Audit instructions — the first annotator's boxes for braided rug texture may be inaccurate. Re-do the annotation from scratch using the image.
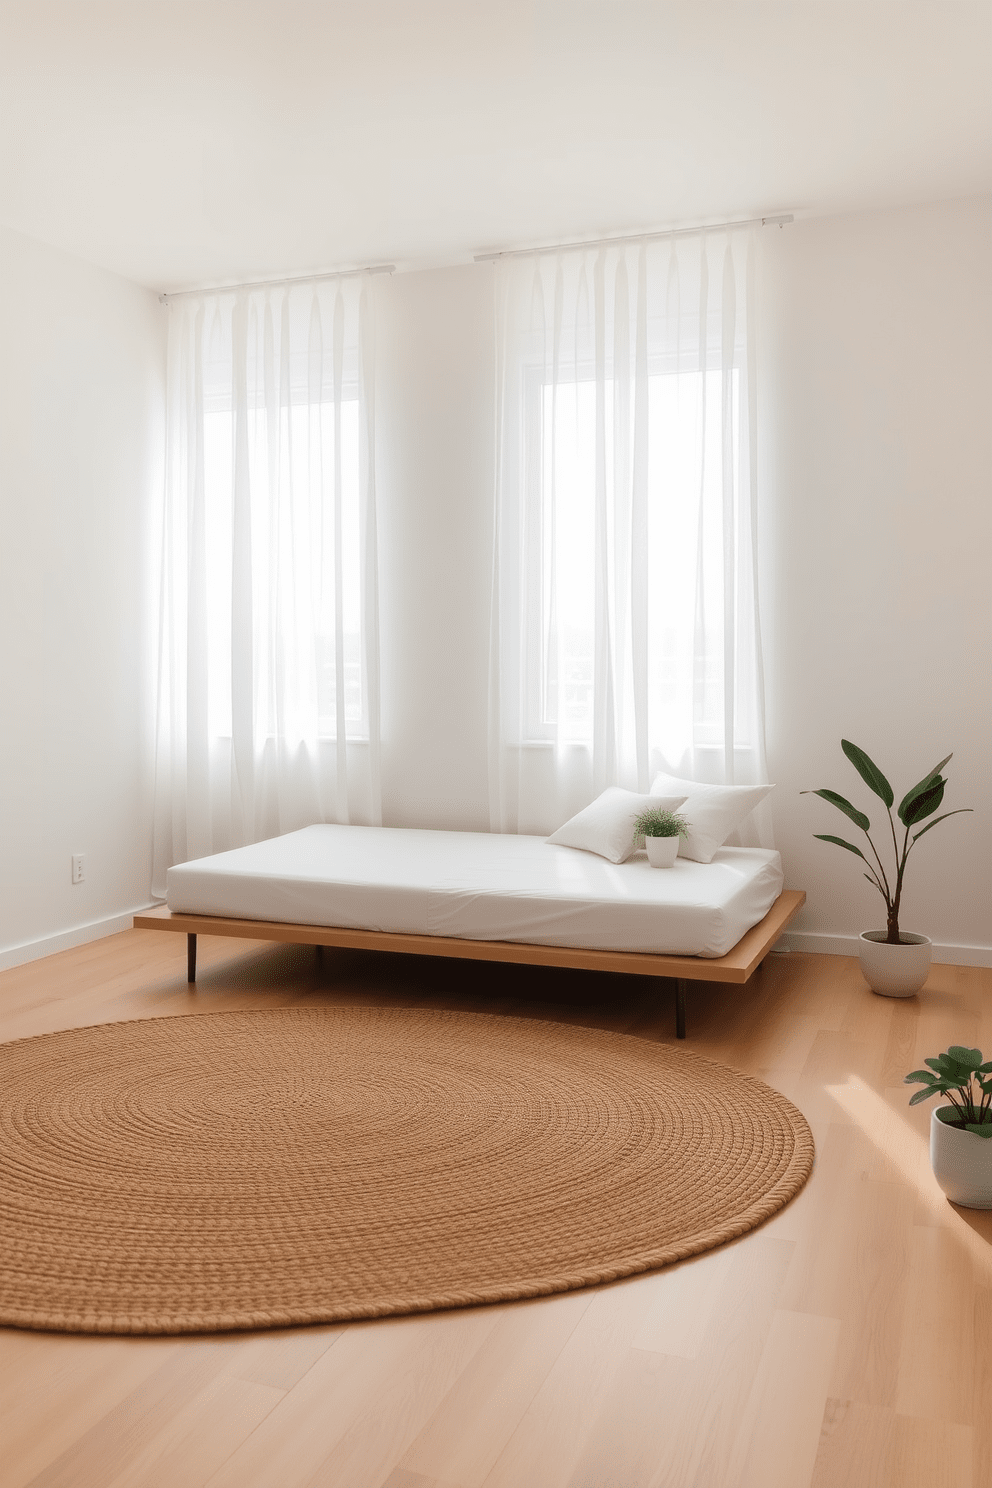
[0,1006,813,1335]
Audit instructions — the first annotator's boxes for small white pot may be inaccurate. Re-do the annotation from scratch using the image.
[645,835,680,868]
[930,1106,992,1209]
[858,930,932,997]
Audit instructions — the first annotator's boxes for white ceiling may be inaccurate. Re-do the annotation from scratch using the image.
[1,1,990,292]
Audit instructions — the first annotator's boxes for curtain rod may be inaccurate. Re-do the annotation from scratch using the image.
[159,262,396,304]
[156,212,794,299]
[473,214,794,263]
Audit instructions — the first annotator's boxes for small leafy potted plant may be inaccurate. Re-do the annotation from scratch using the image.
[906,1046,992,1208]
[803,741,972,996]
[632,807,690,868]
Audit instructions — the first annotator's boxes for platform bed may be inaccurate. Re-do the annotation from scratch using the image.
[133,889,805,1040]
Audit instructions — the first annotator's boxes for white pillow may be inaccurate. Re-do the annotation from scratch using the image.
[548,787,687,864]
[649,772,774,864]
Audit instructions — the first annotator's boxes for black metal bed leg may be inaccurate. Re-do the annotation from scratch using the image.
[675,978,687,1039]
[187,933,197,984]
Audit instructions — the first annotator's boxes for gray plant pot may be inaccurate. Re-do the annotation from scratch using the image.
[645,835,679,868]
[930,1106,992,1208]
[858,930,932,997]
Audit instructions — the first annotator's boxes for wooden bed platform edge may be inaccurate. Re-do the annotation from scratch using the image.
[133,889,806,1040]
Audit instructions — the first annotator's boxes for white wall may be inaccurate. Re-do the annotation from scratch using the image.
[0,225,166,967]
[3,195,986,968]
[376,264,495,832]
[373,196,991,960]
[759,196,991,958]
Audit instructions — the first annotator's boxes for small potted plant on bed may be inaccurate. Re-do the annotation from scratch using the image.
[803,741,972,997]
[632,807,690,868]
[906,1046,992,1208]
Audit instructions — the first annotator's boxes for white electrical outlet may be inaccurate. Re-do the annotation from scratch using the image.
[71,854,85,885]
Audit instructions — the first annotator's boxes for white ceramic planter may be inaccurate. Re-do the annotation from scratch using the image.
[858,930,932,997]
[645,835,680,868]
[930,1106,992,1208]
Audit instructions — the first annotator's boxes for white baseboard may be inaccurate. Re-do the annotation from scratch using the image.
[0,904,158,974]
[777,929,992,969]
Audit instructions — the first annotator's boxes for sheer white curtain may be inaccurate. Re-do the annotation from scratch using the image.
[489,230,768,836]
[152,276,381,896]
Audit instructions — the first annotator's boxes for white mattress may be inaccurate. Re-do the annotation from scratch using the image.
[166,825,784,959]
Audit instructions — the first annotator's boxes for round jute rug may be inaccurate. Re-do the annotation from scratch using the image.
[0,1006,813,1335]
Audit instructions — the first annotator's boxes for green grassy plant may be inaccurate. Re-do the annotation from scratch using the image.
[632,807,690,843]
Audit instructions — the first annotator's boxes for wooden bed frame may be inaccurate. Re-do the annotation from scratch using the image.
[133,889,804,1039]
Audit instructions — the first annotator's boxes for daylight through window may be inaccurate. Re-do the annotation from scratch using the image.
[534,367,740,756]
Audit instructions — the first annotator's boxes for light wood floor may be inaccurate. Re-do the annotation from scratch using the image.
[1,930,990,1488]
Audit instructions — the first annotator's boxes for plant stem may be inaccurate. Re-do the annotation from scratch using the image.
[862,830,892,907]
[885,819,912,943]
[886,804,901,882]
[966,1077,979,1124]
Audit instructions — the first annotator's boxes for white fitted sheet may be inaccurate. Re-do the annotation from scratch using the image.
[166,825,784,959]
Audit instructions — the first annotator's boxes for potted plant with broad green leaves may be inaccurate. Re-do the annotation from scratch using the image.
[803,741,972,997]
[632,807,690,868]
[906,1046,992,1208]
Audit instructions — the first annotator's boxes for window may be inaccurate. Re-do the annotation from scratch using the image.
[202,393,364,742]
[529,366,741,753]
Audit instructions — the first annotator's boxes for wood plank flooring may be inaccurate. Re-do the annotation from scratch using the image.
[1,929,989,1488]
